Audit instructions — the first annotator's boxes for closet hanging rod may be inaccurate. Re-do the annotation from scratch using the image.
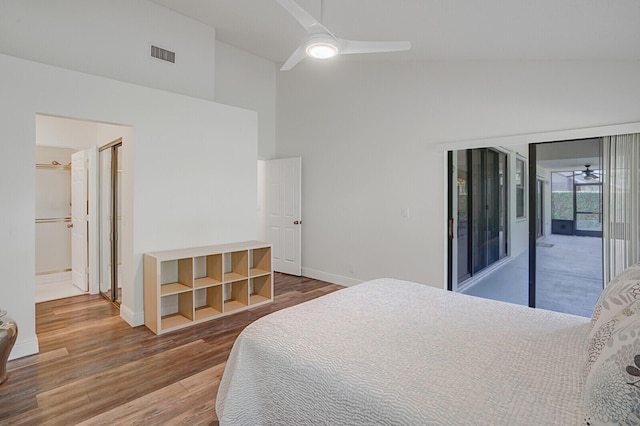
[36,217,72,224]
[36,161,71,170]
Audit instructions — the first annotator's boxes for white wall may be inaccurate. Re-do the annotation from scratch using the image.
[276,59,640,288]
[37,117,101,150]
[215,41,277,160]
[0,0,215,100]
[0,53,257,359]
[213,41,277,243]
[36,115,134,150]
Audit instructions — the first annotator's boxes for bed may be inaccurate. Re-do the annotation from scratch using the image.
[216,276,640,425]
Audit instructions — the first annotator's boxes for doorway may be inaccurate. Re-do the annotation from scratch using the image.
[99,139,123,305]
[261,158,302,276]
[531,139,603,316]
[35,146,87,302]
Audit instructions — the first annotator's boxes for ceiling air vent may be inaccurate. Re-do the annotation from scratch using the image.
[150,45,175,63]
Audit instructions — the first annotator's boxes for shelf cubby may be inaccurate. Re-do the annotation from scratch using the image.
[223,250,248,282]
[250,247,272,277]
[250,274,272,305]
[160,258,193,295]
[194,254,223,288]
[194,285,223,321]
[145,241,272,335]
[160,291,193,330]
[224,280,249,313]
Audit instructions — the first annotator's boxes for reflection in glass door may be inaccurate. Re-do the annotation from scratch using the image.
[536,179,544,239]
[99,139,122,305]
[455,148,508,289]
[456,151,470,282]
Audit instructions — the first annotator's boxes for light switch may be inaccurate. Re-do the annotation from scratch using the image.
[401,207,410,218]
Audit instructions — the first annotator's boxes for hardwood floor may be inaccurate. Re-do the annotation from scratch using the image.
[1,273,343,425]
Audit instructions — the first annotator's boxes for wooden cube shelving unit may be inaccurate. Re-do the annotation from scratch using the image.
[250,274,272,305]
[144,241,273,335]
[223,280,249,313]
[194,285,223,321]
[194,254,222,288]
[223,251,248,282]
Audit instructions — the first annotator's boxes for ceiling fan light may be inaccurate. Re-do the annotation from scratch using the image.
[306,42,338,59]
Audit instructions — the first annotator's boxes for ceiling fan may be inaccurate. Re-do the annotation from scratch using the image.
[582,165,600,180]
[277,0,411,71]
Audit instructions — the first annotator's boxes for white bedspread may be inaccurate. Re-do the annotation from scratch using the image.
[216,278,590,425]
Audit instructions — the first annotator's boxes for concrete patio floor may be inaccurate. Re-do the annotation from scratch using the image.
[461,234,603,317]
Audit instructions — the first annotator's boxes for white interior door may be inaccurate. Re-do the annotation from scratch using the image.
[266,157,302,275]
[71,150,88,291]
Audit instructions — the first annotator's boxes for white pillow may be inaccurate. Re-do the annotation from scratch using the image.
[591,263,640,332]
[586,300,640,375]
[584,313,640,425]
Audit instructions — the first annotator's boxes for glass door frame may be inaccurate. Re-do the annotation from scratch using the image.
[528,144,537,307]
[99,138,122,306]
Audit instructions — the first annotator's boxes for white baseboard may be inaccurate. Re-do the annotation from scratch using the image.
[36,271,71,285]
[301,268,364,287]
[119,304,144,327]
[9,336,39,361]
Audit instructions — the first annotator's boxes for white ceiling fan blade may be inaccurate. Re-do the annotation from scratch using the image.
[338,39,411,55]
[280,45,307,71]
[277,0,332,35]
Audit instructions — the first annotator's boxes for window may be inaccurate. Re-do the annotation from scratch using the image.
[516,157,526,219]
[455,148,508,286]
[551,170,602,237]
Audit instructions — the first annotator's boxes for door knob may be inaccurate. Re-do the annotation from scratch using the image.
[293,220,302,225]
[67,223,73,228]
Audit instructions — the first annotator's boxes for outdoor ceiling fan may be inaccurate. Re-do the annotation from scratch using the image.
[277,0,411,71]
[582,165,600,180]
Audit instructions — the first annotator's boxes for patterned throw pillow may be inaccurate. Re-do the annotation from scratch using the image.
[586,301,640,375]
[584,314,640,425]
[591,263,640,333]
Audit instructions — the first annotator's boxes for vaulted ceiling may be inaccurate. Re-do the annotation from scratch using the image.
[150,0,640,66]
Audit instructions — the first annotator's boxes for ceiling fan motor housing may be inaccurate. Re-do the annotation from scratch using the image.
[304,34,339,59]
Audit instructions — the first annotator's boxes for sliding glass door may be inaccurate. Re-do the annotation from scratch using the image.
[453,148,508,289]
